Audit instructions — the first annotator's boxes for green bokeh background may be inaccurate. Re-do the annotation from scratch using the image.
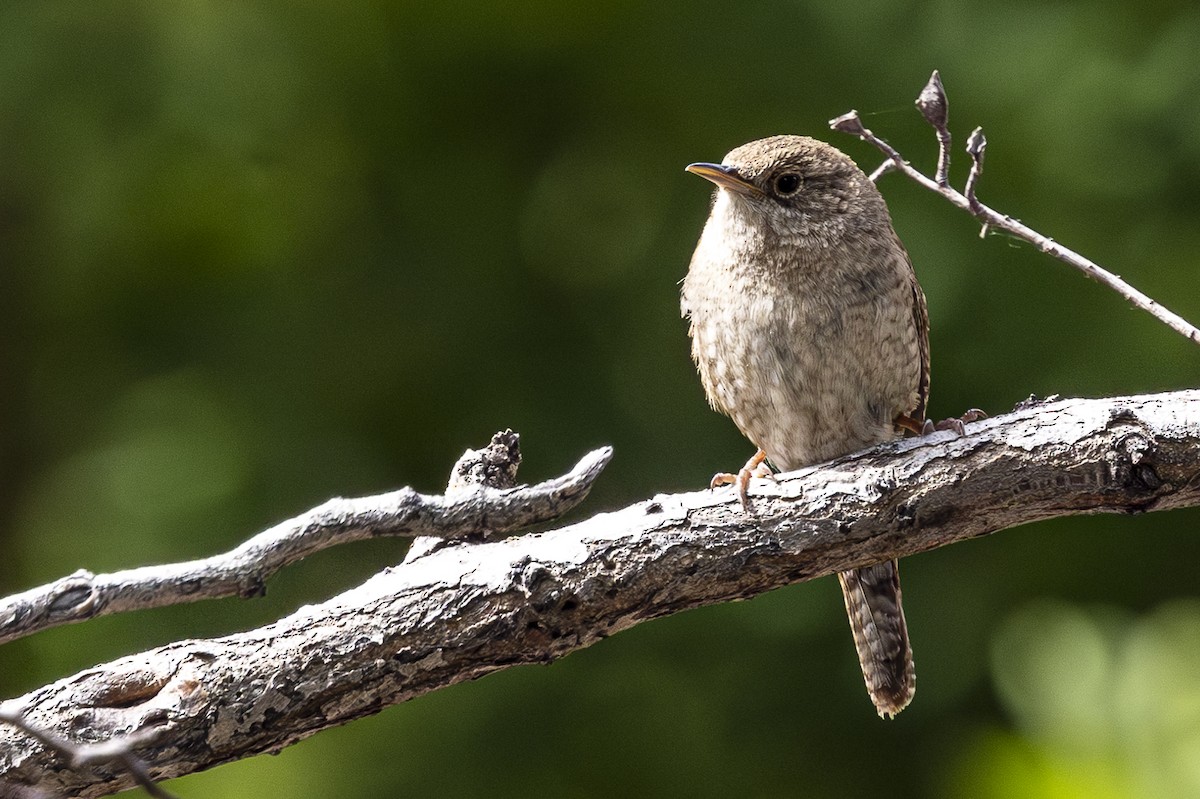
[2,2,1199,797]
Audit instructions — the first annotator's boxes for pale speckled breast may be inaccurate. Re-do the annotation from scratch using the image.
[683,224,922,472]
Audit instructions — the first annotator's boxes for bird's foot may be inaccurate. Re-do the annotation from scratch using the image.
[895,409,987,437]
[923,408,988,436]
[710,448,773,509]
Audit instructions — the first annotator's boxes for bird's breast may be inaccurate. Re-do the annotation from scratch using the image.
[684,239,917,470]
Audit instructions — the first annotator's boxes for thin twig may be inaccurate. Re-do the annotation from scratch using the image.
[868,160,897,183]
[830,72,1200,346]
[964,127,987,214]
[0,709,177,799]
[0,441,613,646]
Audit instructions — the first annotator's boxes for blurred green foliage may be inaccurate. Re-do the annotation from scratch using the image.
[1,1,1198,797]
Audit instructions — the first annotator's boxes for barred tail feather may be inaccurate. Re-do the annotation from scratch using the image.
[838,560,915,718]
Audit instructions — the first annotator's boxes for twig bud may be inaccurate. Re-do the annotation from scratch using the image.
[915,70,948,130]
[966,126,987,163]
[828,111,866,137]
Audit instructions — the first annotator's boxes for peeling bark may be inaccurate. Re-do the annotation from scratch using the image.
[1,390,1198,797]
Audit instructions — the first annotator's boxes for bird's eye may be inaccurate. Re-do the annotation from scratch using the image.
[774,173,802,195]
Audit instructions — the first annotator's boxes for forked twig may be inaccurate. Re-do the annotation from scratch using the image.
[830,70,1200,346]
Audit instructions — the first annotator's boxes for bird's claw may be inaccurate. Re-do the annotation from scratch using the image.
[919,408,988,436]
[710,449,772,509]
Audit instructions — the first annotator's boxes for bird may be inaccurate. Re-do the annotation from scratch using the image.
[682,134,932,718]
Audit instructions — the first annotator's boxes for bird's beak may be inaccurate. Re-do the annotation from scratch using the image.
[685,162,761,196]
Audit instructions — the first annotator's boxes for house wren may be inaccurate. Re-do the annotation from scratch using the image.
[682,135,929,718]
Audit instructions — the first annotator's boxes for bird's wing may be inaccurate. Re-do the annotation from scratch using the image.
[902,241,931,423]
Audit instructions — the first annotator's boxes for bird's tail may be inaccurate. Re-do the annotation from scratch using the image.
[838,560,915,718]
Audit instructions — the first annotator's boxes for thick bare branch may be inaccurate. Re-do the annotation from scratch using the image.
[2,390,1198,797]
[829,72,1200,346]
[0,443,613,647]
